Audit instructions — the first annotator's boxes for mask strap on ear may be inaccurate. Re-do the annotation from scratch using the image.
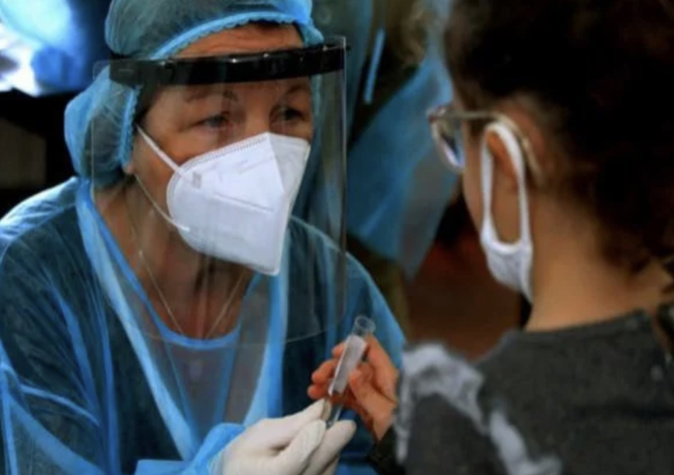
[480,135,496,235]
[136,126,184,176]
[133,174,191,233]
[132,127,191,233]
[484,122,532,246]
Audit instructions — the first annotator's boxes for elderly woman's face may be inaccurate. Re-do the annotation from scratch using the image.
[129,24,311,201]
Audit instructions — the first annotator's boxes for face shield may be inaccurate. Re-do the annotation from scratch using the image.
[79,38,347,459]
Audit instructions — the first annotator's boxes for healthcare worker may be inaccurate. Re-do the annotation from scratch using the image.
[310,0,674,473]
[294,0,457,328]
[0,0,457,332]
[0,0,404,473]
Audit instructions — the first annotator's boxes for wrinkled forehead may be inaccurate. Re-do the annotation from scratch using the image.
[165,77,312,104]
[135,77,315,128]
[177,23,303,57]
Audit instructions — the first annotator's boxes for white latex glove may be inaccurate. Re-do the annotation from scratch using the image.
[214,400,356,475]
[301,402,356,475]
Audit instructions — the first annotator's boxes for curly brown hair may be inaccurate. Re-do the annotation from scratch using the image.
[446,0,674,275]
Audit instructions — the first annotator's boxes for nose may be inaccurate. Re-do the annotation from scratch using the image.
[241,114,271,140]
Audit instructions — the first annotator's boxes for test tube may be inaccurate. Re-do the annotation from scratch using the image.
[326,315,376,426]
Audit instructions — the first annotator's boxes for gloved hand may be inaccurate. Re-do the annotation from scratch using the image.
[213,400,356,475]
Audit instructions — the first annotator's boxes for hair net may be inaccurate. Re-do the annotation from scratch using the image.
[64,0,323,187]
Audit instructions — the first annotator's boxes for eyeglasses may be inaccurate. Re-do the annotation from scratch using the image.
[427,102,540,178]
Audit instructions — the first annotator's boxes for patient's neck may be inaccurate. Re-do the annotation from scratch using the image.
[526,208,671,332]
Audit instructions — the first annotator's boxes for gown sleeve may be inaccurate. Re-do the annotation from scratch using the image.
[0,235,109,474]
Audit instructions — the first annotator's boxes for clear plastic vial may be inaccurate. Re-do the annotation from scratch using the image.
[326,315,376,426]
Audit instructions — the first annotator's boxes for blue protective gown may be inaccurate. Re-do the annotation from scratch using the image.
[0,178,404,474]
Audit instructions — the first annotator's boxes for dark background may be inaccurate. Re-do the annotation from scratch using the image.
[0,91,76,215]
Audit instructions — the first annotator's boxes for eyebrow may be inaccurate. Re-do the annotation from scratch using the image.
[184,81,311,103]
[185,87,239,103]
[283,83,311,98]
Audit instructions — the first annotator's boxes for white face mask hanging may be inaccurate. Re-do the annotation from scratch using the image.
[135,128,311,275]
[479,122,534,301]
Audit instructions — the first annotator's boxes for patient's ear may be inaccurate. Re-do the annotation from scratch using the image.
[482,123,526,243]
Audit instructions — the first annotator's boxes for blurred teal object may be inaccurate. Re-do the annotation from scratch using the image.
[299,0,457,277]
[346,24,457,277]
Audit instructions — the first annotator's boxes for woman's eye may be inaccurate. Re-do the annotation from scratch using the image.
[276,107,305,122]
[198,114,230,129]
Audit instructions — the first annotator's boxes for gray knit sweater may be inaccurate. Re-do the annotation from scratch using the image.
[369,310,674,475]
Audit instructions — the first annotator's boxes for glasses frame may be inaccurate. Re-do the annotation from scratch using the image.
[427,102,542,180]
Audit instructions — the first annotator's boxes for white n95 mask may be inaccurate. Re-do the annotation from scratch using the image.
[136,128,311,275]
[479,122,534,301]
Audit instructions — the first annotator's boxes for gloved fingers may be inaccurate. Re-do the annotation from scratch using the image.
[250,400,326,447]
[321,400,332,421]
[300,420,356,475]
[275,420,327,475]
[309,384,367,417]
[321,458,339,475]
[302,457,339,475]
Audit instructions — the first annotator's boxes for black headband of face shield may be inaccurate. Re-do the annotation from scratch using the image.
[110,39,345,87]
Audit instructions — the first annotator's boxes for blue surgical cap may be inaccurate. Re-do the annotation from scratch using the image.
[64,0,323,186]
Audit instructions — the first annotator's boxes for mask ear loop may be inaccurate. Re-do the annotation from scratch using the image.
[480,123,532,247]
[133,127,191,233]
[136,126,184,175]
[481,122,535,300]
[488,123,532,249]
